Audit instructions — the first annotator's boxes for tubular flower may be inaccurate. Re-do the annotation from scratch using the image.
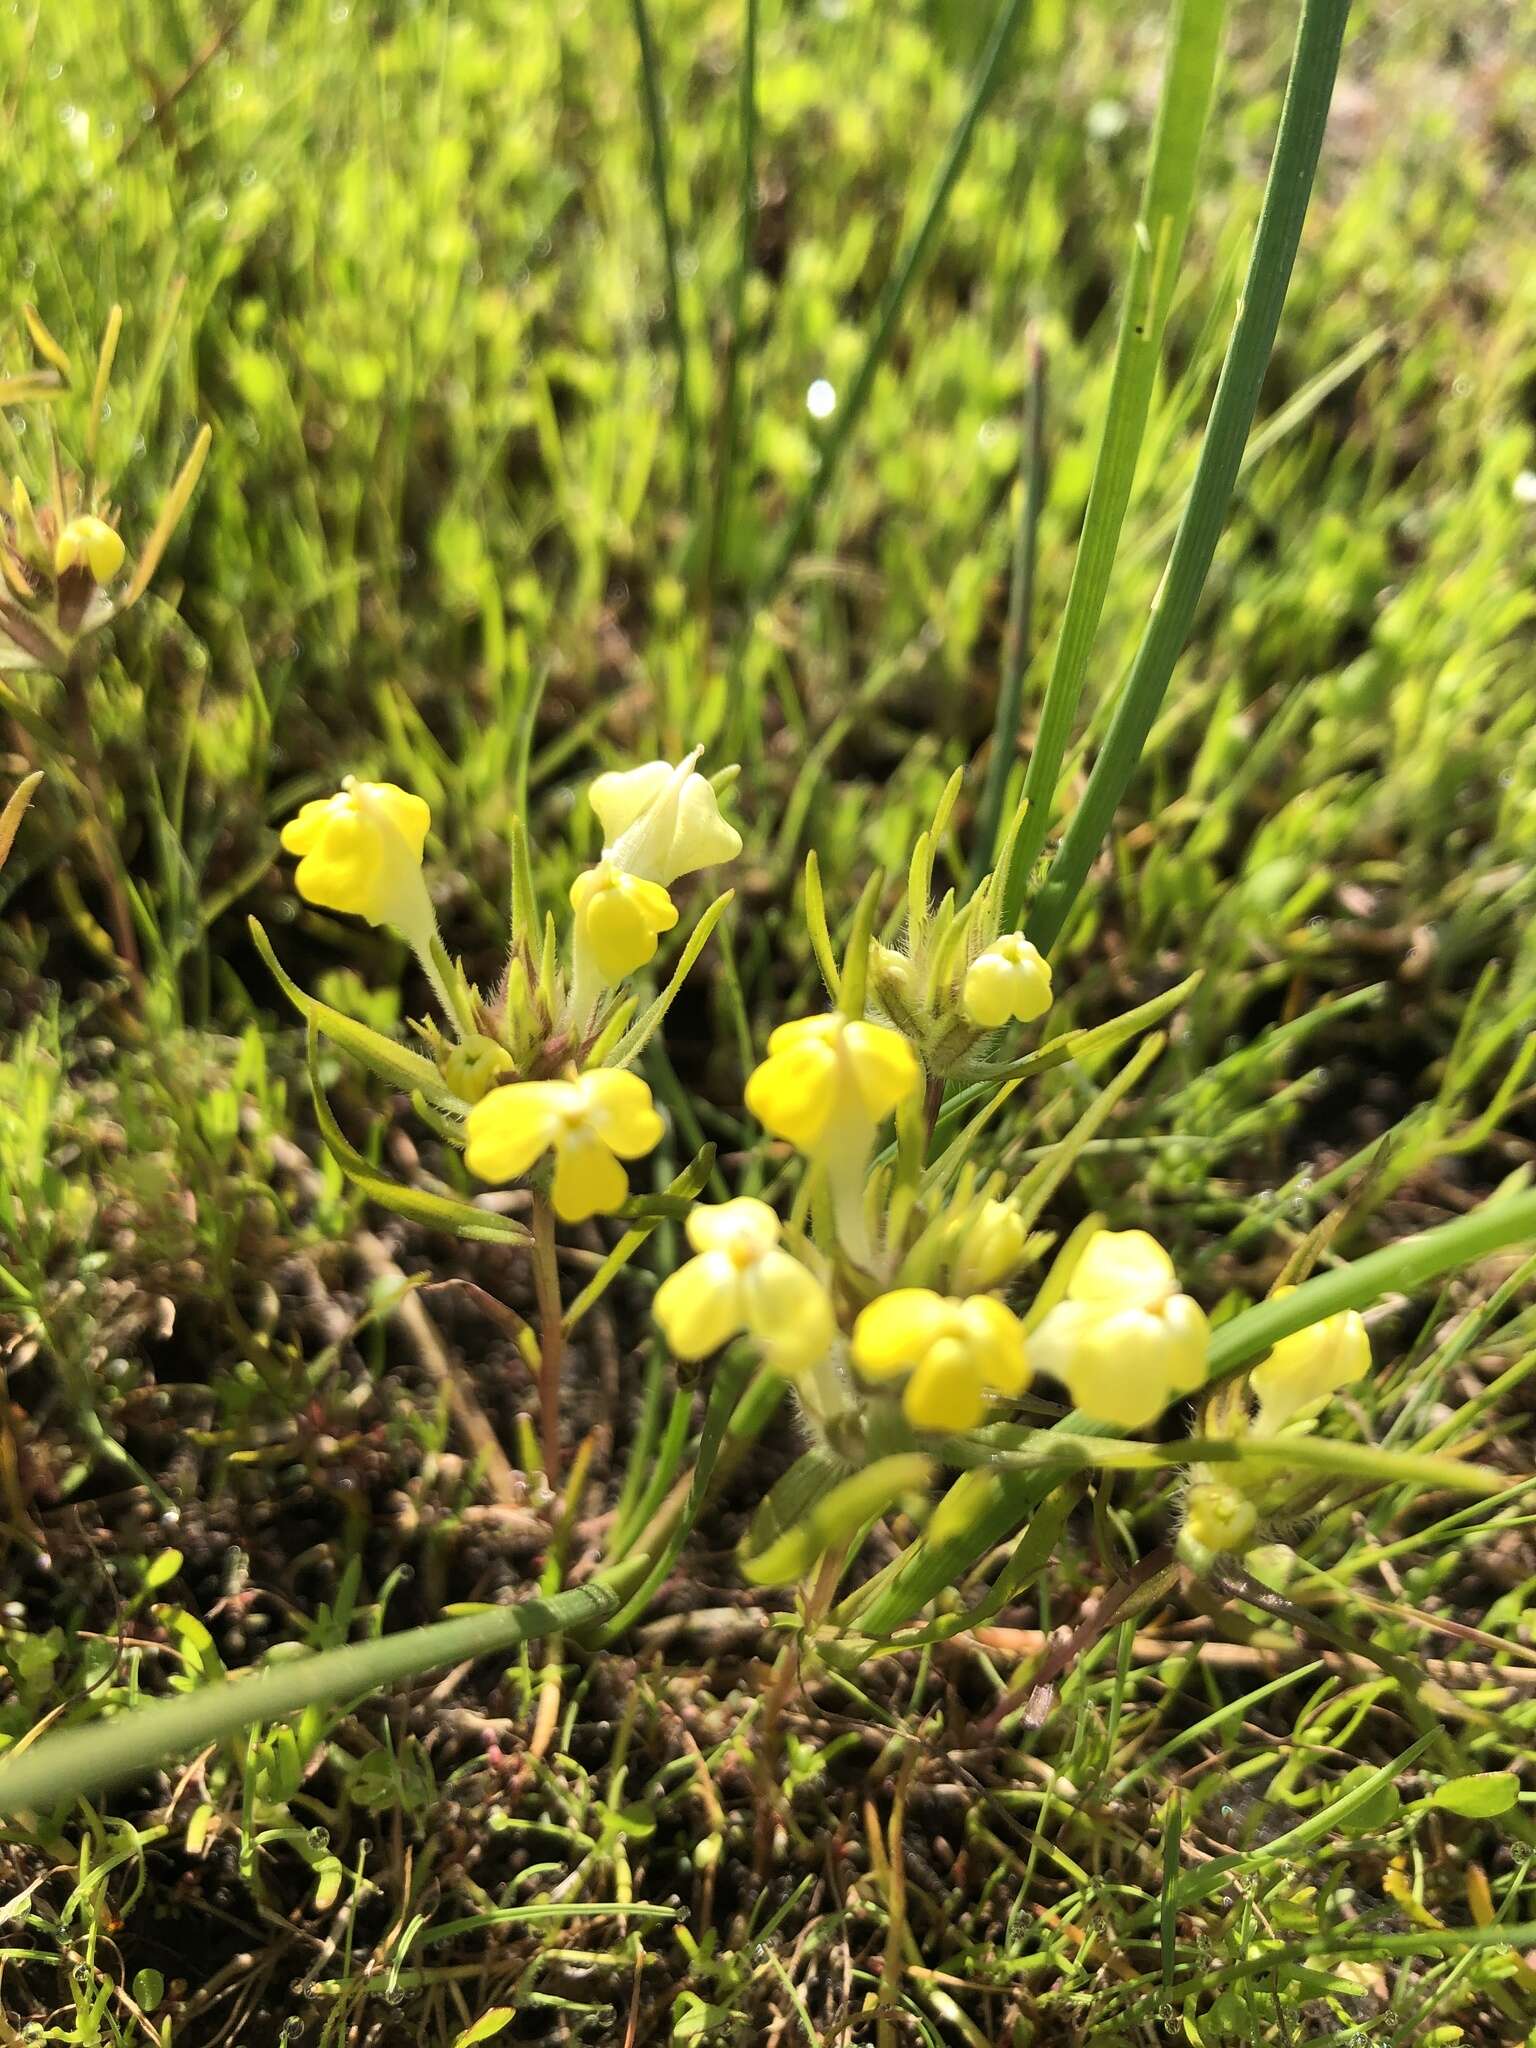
[962,933,1053,1029]
[464,1069,664,1223]
[54,514,125,584]
[852,1289,1030,1433]
[281,778,436,951]
[1031,1228,1208,1430]
[570,862,678,984]
[745,1014,919,1157]
[655,1198,835,1378]
[1250,1294,1370,1432]
[591,750,742,886]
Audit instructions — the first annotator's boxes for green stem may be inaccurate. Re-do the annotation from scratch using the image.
[971,326,1047,890]
[531,1189,567,1488]
[629,0,699,512]
[754,0,1032,610]
[1024,0,1350,952]
[1000,0,1228,921]
[0,1560,648,1817]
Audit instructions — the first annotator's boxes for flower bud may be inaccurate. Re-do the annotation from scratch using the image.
[962,932,1053,1030]
[1179,1481,1258,1568]
[950,1198,1028,1293]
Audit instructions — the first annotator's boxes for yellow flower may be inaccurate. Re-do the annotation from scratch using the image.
[54,514,125,584]
[1031,1228,1208,1429]
[1250,1293,1370,1431]
[951,1197,1029,1293]
[744,1013,919,1156]
[280,778,436,950]
[852,1288,1029,1433]
[464,1069,664,1222]
[654,1197,835,1378]
[590,750,742,886]
[962,932,1053,1029]
[569,862,678,984]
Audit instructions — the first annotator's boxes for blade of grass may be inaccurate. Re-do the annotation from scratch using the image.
[754,0,1032,609]
[629,0,700,512]
[971,326,1047,888]
[0,1557,649,1817]
[1001,0,1229,919]
[701,0,759,611]
[1024,0,1351,950]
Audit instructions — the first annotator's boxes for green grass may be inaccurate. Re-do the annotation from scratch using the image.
[2,0,1536,2040]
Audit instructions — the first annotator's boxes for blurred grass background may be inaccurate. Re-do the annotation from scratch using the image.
[3,1,1536,2041]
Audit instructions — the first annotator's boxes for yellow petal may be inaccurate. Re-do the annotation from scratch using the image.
[1068,1228,1177,1313]
[55,514,125,583]
[667,772,743,881]
[551,1130,629,1221]
[464,1082,571,1183]
[572,867,678,983]
[743,1250,836,1376]
[958,1294,1030,1397]
[590,760,674,845]
[962,933,1053,1029]
[951,1199,1028,1292]
[903,1342,987,1433]
[577,1068,665,1158]
[843,1020,921,1120]
[654,1251,745,1359]
[277,780,431,932]
[1252,1308,1369,1428]
[744,1037,839,1151]
[763,1014,841,1057]
[686,1196,780,1261]
[851,1289,952,1380]
[1046,1305,1176,1430]
[1161,1292,1210,1395]
[280,796,335,857]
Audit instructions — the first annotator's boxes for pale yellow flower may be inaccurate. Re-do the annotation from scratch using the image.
[1031,1228,1208,1429]
[591,750,742,886]
[655,1197,834,1378]
[464,1069,664,1222]
[1250,1293,1370,1431]
[744,1013,919,1157]
[852,1288,1029,1433]
[569,862,678,984]
[281,778,435,951]
[54,514,125,584]
[951,1197,1029,1293]
[963,932,1053,1029]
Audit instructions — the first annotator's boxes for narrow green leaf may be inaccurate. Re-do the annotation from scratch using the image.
[607,892,734,1068]
[1004,0,1229,914]
[251,917,455,1103]
[1026,0,1352,949]
[0,1561,649,1816]
[742,1455,933,1587]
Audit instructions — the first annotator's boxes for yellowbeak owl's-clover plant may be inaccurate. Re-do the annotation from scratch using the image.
[257,749,739,1481]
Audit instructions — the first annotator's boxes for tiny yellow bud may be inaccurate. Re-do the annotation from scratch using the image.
[744,1013,919,1157]
[654,1197,835,1377]
[54,513,125,585]
[852,1288,1029,1434]
[1250,1295,1371,1431]
[1030,1229,1208,1429]
[590,750,742,885]
[280,778,435,947]
[464,1068,664,1222]
[951,1197,1029,1293]
[1182,1481,1258,1560]
[569,862,678,985]
[963,933,1053,1030]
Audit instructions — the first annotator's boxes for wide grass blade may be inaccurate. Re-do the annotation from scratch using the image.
[0,1560,648,1817]
[1024,0,1352,951]
[1001,0,1229,914]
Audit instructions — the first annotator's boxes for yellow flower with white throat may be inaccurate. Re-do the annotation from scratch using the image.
[1031,1228,1208,1430]
[655,1198,835,1378]
[281,778,436,952]
[852,1289,1030,1433]
[1250,1293,1370,1432]
[591,749,742,885]
[745,1014,919,1157]
[963,932,1053,1029]
[464,1069,664,1222]
[570,862,678,984]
